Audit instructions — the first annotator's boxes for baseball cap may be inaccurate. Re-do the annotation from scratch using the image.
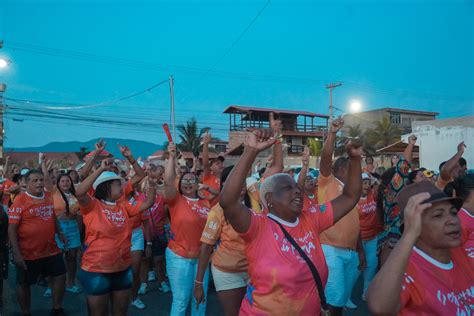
[397,181,463,218]
[93,171,122,190]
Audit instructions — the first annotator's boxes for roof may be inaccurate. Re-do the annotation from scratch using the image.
[355,107,439,117]
[223,105,329,119]
[376,141,419,154]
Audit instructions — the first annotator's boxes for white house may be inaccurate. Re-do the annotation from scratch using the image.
[403,116,474,171]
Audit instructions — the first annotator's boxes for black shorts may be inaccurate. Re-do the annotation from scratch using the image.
[16,253,66,285]
[0,245,8,280]
[151,234,168,257]
[78,267,132,296]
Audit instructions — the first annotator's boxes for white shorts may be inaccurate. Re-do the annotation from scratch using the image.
[131,228,144,252]
[211,264,249,292]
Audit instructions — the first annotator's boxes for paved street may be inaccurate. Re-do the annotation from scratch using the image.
[2,262,370,316]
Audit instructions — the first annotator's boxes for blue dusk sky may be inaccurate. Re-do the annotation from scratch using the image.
[0,0,472,148]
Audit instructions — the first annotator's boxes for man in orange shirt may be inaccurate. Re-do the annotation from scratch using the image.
[8,169,67,316]
[317,118,365,315]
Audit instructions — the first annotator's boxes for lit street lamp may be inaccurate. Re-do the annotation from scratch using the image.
[0,58,9,68]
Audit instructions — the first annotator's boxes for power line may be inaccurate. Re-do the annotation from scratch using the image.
[201,0,271,77]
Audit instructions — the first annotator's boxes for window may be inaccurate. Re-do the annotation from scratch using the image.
[390,112,401,124]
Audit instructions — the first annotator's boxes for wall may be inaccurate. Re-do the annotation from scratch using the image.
[406,116,474,171]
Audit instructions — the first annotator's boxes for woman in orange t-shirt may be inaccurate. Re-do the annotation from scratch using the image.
[163,143,210,316]
[367,181,474,315]
[75,158,156,316]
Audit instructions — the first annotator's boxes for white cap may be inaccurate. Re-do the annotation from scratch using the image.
[93,171,122,190]
[362,172,371,180]
[20,168,30,176]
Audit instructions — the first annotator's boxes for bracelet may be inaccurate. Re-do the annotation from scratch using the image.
[194,279,203,284]
[146,241,153,246]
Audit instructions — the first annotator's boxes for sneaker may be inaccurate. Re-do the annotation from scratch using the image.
[43,288,52,298]
[345,299,357,310]
[138,283,148,295]
[148,271,157,282]
[159,281,171,293]
[66,285,82,293]
[131,298,146,309]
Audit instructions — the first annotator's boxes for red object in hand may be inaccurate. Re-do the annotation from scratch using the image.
[163,123,173,143]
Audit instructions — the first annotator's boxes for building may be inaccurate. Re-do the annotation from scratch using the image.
[343,107,439,135]
[223,105,328,167]
[403,116,474,171]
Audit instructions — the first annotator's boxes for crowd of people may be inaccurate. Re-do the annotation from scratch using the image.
[0,113,472,316]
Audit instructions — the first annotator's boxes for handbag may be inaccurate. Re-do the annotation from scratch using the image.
[269,217,331,316]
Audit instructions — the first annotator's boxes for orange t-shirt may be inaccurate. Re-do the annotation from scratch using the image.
[8,192,60,260]
[435,176,451,191]
[52,188,80,218]
[399,246,474,315]
[317,174,359,250]
[166,194,210,258]
[127,193,149,230]
[202,173,221,207]
[80,197,142,273]
[201,204,250,273]
[1,179,15,206]
[357,193,383,241]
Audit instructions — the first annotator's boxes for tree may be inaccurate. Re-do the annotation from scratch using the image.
[176,118,210,155]
[365,116,402,149]
[307,138,322,157]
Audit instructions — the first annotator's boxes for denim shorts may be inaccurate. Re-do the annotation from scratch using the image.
[78,267,132,296]
[131,228,144,252]
[55,219,81,250]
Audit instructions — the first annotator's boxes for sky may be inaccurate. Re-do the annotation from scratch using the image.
[0,0,473,148]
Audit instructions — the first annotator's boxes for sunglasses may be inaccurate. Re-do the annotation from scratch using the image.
[181,179,197,185]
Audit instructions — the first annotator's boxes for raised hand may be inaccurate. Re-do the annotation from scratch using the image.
[202,133,212,145]
[95,139,106,152]
[346,138,363,158]
[244,129,276,153]
[408,135,417,145]
[457,141,466,155]
[269,112,282,134]
[118,144,132,159]
[100,158,113,171]
[302,146,310,166]
[330,117,344,133]
[168,142,177,158]
[403,192,432,240]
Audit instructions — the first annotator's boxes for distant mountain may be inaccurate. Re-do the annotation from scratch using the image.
[5,138,163,159]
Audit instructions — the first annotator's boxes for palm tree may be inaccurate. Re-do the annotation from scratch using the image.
[176,118,210,155]
[365,116,402,149]
[307,138,322,157]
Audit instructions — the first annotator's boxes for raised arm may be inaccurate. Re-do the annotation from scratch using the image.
[191,156,201,173]
[202,133,212,178]
[331,138,363,223]
[320,117,344,177]
[40,153,54,192]
[138,177,157,212]
[367,193,431,315]
[163,143,178,200]
[440,141,465,181]
[118,144,145,186]
[221,129,276,233]
[79,140,105,180]
[403,135,417,164]
[4,156,12,180]
[297,146,310,190]
[263,113,284,177]
[76,159,110,206]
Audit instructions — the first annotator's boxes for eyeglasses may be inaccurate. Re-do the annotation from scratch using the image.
[181,179,197,185]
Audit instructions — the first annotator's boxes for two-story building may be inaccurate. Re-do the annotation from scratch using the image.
[343,107,438,135]
[223,105,328,167]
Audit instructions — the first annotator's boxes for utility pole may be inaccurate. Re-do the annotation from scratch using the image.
[169,75,176,141]
[0,83,6,171]
[326,82,342,123]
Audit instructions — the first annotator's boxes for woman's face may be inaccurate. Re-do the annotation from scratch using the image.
[69,171,79,182]
[268,176,303,218]
[304,176,316,192]
[109,180,123,200]
[419,201,461,249]
[362,179,371,195]
[180,173,198,197]
[59,176,72,192]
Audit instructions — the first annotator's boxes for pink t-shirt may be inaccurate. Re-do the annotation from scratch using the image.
[239,202,334,315]
[399,246,474,315]
[459,208,474,259]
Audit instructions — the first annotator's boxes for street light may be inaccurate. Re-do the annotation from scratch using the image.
[0,58,8,68]
[349,99,362,113]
